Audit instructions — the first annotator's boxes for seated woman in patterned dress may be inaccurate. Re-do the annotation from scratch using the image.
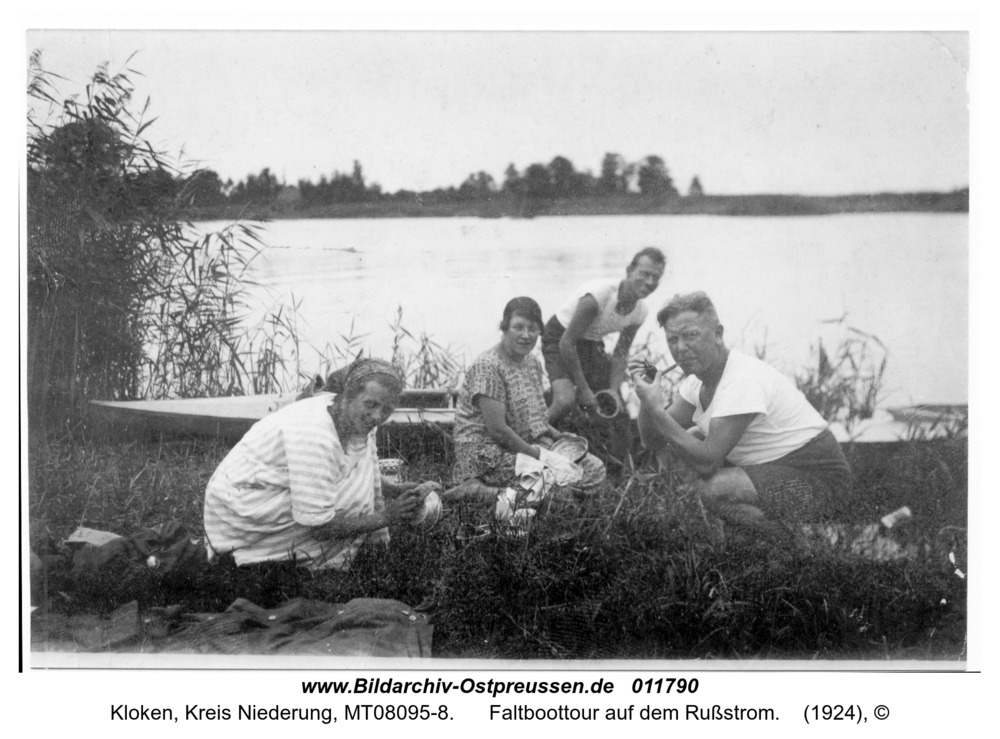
[443,297,606,518]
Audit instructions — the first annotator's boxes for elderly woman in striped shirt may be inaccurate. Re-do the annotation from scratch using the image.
[203,358,431,570]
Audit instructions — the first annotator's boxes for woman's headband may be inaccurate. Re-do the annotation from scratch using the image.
[326,358,405,394]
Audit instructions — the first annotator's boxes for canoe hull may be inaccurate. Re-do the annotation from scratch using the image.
[89,393,455,441]
[89,395,966,446]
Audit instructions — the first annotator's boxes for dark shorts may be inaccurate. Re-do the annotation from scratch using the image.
[541,316,611,389]
[740,429,852,522]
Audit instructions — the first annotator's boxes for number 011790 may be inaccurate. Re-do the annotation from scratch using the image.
[632,678,699,694]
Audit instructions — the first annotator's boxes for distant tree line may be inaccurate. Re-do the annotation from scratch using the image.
[150,150,970,219]
[406,153,687,204]
[174,152,700,212]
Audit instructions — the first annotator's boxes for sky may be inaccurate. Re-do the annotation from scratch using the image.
[25,29,969,196]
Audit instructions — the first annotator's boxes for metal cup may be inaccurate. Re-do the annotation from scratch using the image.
[594,390,622,418]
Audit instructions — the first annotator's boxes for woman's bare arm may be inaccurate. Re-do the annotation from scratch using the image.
[311,488,424,541]
[478,395,541,459]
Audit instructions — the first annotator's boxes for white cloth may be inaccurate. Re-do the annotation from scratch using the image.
[677,349,828,466]
[494,488,535,529]
[204,393,387,570]
[553,278,648,342]
[514,447,584,496]
[495,443,586,526]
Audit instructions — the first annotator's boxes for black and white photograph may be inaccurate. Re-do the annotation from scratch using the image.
[23,22,976,688]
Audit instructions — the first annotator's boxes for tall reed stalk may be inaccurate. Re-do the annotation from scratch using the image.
[26,52,300,428]
[388,305,464,389]
[796,327,888,433]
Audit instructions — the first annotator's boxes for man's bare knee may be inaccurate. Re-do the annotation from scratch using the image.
[697,468,759,507]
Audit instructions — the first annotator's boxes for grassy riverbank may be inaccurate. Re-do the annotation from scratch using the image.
[28,425,967,661]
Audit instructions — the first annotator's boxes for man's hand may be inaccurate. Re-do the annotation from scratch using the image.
[626,358,655,380]
[629,360,664,408]
[576,385,597,413]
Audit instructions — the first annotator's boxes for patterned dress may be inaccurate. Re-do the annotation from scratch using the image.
[452,346,605,493]
[453,347,549,486]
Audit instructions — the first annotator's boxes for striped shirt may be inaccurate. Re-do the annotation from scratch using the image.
[203,393,387,569]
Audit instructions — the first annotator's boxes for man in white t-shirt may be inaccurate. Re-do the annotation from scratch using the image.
[630,292,851,534]
[541,247,665,423]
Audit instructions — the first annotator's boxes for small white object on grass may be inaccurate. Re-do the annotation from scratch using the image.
[880,506,912,529]
[494,488,537,530]
[66,527,123,547]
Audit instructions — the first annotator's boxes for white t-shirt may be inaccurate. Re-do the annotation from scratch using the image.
[677,349,828,466]
[553,278,648,342]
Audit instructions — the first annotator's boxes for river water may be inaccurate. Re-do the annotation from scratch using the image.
[194,213,968,406]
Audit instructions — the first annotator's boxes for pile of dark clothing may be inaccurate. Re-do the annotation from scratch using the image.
[30,522,433,658]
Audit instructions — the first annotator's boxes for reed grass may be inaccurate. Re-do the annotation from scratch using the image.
[796,327,888,434]
[295,306,465,394]
[27,54,305,429]
[388,305,465,389]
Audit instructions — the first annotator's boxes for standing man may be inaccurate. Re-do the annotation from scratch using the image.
[542,246,665,424]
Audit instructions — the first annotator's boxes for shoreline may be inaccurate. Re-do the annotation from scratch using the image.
[184,190,969,222]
